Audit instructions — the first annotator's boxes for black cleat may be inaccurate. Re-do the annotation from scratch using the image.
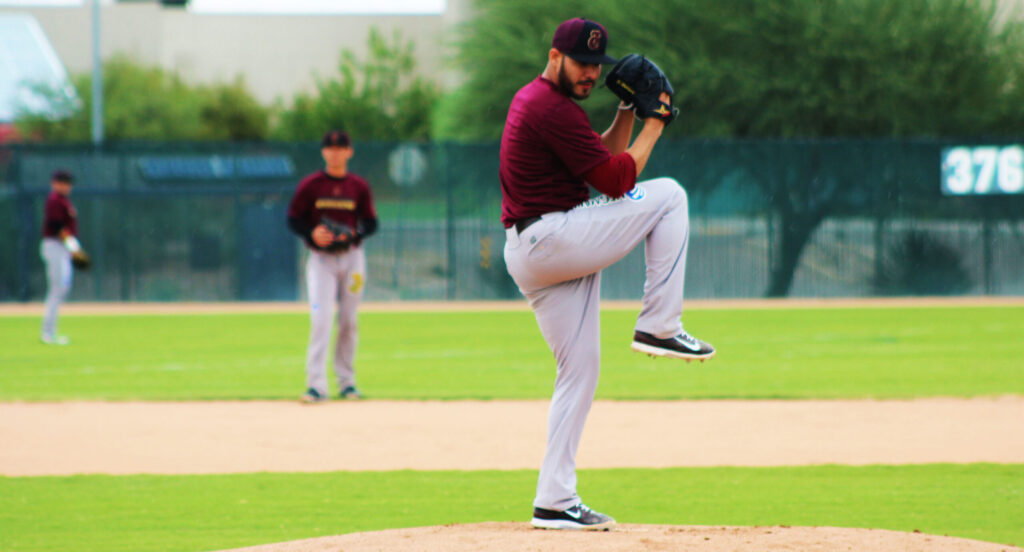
[339,385,363,400]
[631,330,715,361]
[531,503,616,531]
[300,387,328,404]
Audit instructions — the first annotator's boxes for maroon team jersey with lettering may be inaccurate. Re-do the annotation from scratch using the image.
[41,191,77,238]
[499,76,612,228]
[287,170,376,247]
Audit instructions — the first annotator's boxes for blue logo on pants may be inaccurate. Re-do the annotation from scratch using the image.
[626,185,646,201]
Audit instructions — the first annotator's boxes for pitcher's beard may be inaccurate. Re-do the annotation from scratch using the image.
[558,60,593,100]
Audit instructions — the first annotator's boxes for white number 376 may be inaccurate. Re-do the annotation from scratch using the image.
[942,145,1024,195]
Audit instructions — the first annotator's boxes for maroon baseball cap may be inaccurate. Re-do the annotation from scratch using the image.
[552,18,617,65]
[322,129,351,148]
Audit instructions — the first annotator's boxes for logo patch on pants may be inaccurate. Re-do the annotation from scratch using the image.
[625,184,646,201]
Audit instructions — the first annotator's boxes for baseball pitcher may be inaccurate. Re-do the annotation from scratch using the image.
[40,169,90,345]
[499,18,715,530]
[287,130,378,403]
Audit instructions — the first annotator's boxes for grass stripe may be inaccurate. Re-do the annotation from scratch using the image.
[2,464,1021,552]
[1,306,1022,400]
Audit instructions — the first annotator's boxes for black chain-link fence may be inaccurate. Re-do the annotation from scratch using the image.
[2,139,1022,302]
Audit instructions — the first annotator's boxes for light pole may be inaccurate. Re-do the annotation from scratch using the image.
[90,0,103,146]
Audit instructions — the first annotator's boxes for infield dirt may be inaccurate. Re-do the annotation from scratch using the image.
[2,398,1023,475]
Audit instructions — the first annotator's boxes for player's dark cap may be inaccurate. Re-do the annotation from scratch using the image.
[552,18,617,65]
[322,129,351,148]
[50,169,73,184]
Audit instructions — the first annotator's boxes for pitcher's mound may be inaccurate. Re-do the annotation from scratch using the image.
[221,522,1022,552]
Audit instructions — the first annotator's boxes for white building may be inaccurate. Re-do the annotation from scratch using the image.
[0,0,470,116]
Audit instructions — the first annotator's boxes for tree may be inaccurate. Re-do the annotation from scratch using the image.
[272,28,440,142]
[14,55,269,142]
[196,79,270,140]
[444,0,1024,140]
[666,0,1024,138]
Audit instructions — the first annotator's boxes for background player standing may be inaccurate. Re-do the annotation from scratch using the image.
[40,169,89,345]
[499,18,715,530]
[287,130,378,403]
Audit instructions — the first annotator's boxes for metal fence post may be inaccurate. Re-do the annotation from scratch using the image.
[982,217,993,294]
[440,143,455,300]
[12,152,32,302]
[873,214,886,292]
[118,153,130,301]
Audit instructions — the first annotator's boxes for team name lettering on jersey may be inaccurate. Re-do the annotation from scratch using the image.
[315,199,356,210]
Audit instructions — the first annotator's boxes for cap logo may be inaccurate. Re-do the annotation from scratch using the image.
[587,29,602,50]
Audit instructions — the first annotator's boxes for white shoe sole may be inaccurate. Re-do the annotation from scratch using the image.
[531,517,616,531]
[631,341,714,362]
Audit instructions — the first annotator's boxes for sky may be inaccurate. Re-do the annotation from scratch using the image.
[0,0,447,14]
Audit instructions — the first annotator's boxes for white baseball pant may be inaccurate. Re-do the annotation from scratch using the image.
[304,247,366,396]
[503,177,690,511]
[40,238,73,339]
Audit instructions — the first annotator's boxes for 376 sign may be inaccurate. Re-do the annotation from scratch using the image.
[941,145,1024,196]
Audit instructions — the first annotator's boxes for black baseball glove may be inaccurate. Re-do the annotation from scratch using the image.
[320,218,358,252]
[605,53,679,126]
[71,250,92,270]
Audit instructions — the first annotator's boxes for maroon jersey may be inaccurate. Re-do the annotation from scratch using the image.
[41,191,77,238]
[499,76,612,228]
[287,170,376,246]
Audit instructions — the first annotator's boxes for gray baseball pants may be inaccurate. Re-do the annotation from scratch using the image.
[40,238,73,338]
[503,177,690,511]
[304,247,366,396]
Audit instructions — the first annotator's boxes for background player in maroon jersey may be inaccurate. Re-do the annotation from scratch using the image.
[287,130,378,403]
[40,169,86,345]
[499,18,715,530]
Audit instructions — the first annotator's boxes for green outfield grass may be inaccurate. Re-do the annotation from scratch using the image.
[1,464,1021,552]
[1,305,1022,400]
